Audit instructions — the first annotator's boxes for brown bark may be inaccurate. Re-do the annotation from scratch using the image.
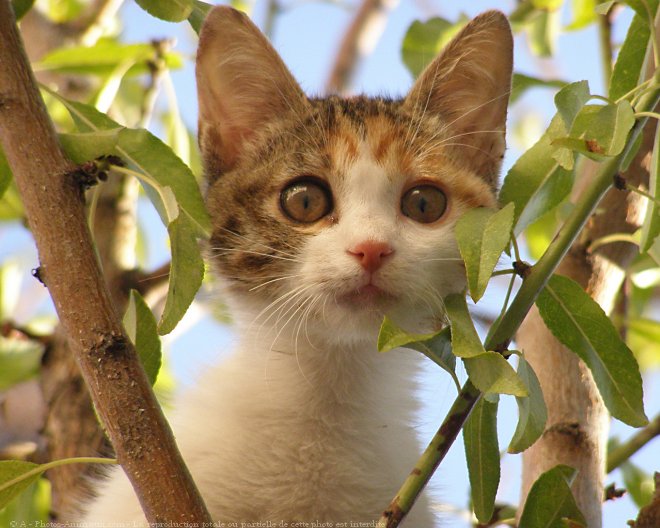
[13,3,138,518]
[631,473,660,528]
[0,1,211,523]
[517,105,655,527]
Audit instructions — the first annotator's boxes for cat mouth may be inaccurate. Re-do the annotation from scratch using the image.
[337,283,397,308]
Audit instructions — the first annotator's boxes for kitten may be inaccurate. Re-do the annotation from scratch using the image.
[82,6,512,526]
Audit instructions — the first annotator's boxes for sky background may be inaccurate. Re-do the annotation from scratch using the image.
[1,0,658,526]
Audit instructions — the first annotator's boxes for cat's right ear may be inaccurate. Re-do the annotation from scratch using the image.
[196,7,308,179]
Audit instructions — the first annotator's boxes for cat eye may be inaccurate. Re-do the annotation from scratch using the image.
[280,178,333,223]
[401,185,447,224]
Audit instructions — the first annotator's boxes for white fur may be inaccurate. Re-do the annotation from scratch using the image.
[82,145,468,526]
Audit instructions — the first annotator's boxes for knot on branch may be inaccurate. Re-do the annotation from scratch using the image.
[69,155,124,191]
[613,173,627,190]
[513,260,532,279]
[31,266,46,286]
[89,332,131,364]
[604,483,626,502]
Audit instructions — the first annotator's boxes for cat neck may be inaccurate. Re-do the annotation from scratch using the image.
[215,300,421,419]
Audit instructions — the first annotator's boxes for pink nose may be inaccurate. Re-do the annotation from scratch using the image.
[347,241,394,273]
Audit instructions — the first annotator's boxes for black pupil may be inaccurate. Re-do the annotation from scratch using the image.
[281,180,331,223]
[401,185,446,223]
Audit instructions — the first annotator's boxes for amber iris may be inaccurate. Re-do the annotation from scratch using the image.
[401,185,447,224]
[280,179,332,223]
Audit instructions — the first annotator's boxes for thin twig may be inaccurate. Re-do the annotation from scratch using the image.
[607,413,660,472]
[598,6,614,93]
[325,0,399,95]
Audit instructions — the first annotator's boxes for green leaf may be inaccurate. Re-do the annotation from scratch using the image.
[43,0,84,23]
[444,294,485,358]
[188,0,213,35]
[566,0,597,30]
[621,460,655,508]
[158,211,205,335]
[46,91,120,131]
[123,290,162,385]
[627,317,660,370]
[500,82,589,233]
[640,120,660,253]
[552,101,636,161]
[0,337,44,390]
[528,9,560,58]
[536,275,648,426]
[464,398,500,523]
[518,465,586,528]
[401,17,467,78]
[595,1,616,15]
[0,261,22,322]
[621,0,660,20]
[378,318,459,389]
[116,128,210,235]
[464,352,528,396]
[37,40,183,77]
[11,0,35,20]
[510,73,567,104]
[554,80,591,131]
[609,8,654,100]
[135,0,193,22]
[456,203,514,302]
[532,0,563,8]
[0,478,50,525]
[0,181,24,221]
[0,461,42,510]
[508,356,548,453]
[500,116,574,234]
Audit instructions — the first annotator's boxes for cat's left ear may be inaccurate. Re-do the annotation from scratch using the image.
[403,11,513,187]
[196,7,309,179]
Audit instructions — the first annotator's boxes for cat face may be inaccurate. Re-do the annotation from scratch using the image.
[197,7,512,343]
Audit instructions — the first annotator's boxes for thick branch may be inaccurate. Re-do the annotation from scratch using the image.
[0,2,211,523]
[325,0,399,95]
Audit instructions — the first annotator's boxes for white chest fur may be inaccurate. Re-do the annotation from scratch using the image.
[82,320,435,525]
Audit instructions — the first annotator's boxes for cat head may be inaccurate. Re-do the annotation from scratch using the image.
[196,7,512,344]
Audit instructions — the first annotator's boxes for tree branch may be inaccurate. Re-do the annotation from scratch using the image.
[607,413,660,472]
[325,0,399,95]
[0,2,212,523]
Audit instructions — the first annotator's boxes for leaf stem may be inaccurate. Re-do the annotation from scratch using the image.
[607,413,660,472]
[626,182,660,205]
[635,111,660,120]
[499,271,517,322]
[491,269,517,277]
[616,78,653,105]
[588,233,639,252]
[0,457,117,495]
[378,74,660,528]
[510,234,522,263]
